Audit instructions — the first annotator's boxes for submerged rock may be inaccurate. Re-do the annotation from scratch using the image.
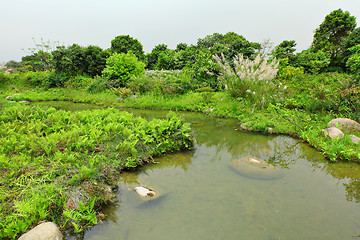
[18,222,62,240]
[321,127,344,139]
[134,186,156,197]
[230,156,283,180]
[327,118,360,133]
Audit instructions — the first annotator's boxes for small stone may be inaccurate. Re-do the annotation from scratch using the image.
[348,135,360,144]
[18,222,62,240]
[117,97,124,101]
[267,127,274,133]
[321,127,344,139]
[19,100,30,104]
[5,96,11,100]
[205,108,214,112]
[130,95,138,98]
[327,118,360,132]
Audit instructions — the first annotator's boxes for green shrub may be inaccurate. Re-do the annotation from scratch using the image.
[102,52,145,87]
[128,70,196,95]
[277,65,304,80]
[346,44,360,77]
[43,72,69,88]
[18,71,53,87]
[65,75,93,89]
[86,76,109,93]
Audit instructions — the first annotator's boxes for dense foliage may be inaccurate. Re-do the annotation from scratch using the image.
[312,9,357,67]
[110,35,146,63]
[52,44,110,77]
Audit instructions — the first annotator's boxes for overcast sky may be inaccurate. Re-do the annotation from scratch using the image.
[1,0,360,62]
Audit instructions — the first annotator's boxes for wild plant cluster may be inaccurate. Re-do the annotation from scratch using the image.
[213,53,281,108]
[0,105,194,239]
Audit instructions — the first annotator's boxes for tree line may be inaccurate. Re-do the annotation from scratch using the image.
[4,9,360,80]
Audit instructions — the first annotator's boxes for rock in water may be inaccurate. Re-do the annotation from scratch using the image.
[230,156,283,180]
[18,222,62,240]
[134,186,156,197]
[327,118,360,132]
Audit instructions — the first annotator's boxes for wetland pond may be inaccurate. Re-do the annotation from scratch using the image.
[35,101,360,240]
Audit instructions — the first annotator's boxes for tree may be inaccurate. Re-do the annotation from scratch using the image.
[146,44,169,70]
[346,44,360,77]
[197,33,224,49]
[52,44,109,77]
[312,9,357,66]
[341,27,360,69]
[6,60,21,69]
[271,40,297,60]
[258,38,274,58]
[102,52,145,87]
[21,38,61,71]
[176,43,188,52]
[292,49,330,74]
[21,51,52,71]
[110,35,146,62]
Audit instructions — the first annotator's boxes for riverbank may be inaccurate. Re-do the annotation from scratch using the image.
[3,86,359,163]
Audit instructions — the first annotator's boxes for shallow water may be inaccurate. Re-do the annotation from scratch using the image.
[35,101,360,240]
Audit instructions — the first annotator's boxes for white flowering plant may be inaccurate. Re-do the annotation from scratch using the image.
[213,53,285,108]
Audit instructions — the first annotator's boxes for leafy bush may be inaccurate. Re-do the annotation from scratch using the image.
[277,65,304,80]
[346,44,360,77]
[102,52,145,88]
[64,75,93,89]
[17,71,53,87]
[86,76,110,93]
[292,49,330,74]
[128,70,196,95]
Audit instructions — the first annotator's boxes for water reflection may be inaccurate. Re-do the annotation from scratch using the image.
[30,102,360,239]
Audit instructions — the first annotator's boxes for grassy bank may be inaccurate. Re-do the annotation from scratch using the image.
[4,85,359,163]
[0,104,194,239]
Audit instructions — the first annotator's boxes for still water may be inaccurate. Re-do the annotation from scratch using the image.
[36,102,360,240]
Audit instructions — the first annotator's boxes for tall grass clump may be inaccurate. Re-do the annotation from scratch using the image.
[213,53,281,108]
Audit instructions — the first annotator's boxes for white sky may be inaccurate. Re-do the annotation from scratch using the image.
[1,0,360,62]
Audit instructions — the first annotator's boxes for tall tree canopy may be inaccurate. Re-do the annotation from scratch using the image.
[110,35,146,62]
[311,9,356,66]
[271,40,297,60]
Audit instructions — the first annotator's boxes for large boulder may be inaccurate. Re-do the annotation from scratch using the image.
[321,127,344,139]
[18,222,62,240]
[327,118,360,133]
[229,156,283,180]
